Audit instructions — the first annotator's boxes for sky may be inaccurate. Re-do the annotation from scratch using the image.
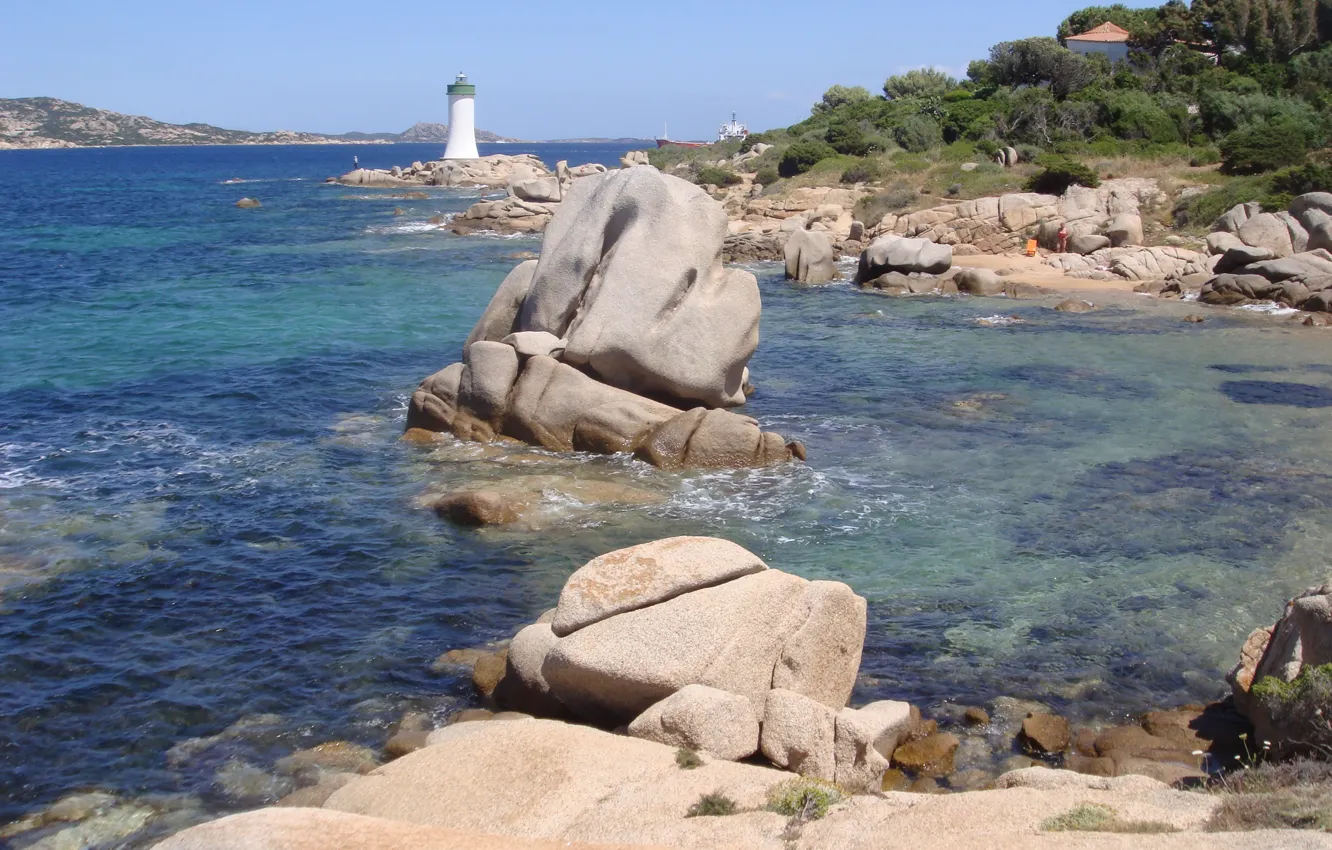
[1,0,1149,140]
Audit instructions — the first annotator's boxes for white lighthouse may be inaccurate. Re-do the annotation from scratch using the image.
[443,72,479,160]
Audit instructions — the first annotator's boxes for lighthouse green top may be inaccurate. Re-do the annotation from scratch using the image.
[447,72,476,96]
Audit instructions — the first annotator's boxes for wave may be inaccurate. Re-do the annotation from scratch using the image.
[362,219,451,236]
[1236,302,1300,316]
[219,178,308,184]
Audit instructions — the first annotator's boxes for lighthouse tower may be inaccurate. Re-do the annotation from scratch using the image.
[443,72,479,160]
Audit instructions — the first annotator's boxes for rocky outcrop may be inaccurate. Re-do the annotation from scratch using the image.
[725,187,865,261]
[1046,246,1217,282]
[158,718,1235,850]
[1193,196,1332,313]
[495,537,865,728]
[855,235,953,282]
[337,154,550,189]
[784,229,838,284]
[410,168,800,470]
[449,197,557,235]
[1228,582,1332,752]
[867,178,1165,256]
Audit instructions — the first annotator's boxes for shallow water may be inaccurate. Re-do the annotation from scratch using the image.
[4,143,1332,828]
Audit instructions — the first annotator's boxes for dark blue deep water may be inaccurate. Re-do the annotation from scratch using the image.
[4,142,1332,839]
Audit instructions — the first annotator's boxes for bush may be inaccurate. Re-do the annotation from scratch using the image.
[1189,146,1222,167]
[694,165,741,187]
[765,778,842,821]
[1270,163,1332,196]
[778,140,837,178]
[1101,91,1182,144]
[893,115,944,153]
[1253,664,1332,755]
[686,791,738,817]
[840,160,882,184]
[1026,155,1100,194]
[1221,119,1308,175]
[856,182,918,224]
[825,121,872,156]
[754,166,779,187]
[883,67,958,100]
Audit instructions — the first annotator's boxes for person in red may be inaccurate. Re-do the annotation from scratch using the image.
[1057,223,1069,253]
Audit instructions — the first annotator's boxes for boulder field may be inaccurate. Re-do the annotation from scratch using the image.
[405,167,802,474]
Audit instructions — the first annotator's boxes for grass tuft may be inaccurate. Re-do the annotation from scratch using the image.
[675,747,703,770]
[1042,803,1178,834]
[765,778,843,822]
[686,791,738,818]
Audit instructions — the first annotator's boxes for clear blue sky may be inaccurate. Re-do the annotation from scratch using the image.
[2,0,1139,140]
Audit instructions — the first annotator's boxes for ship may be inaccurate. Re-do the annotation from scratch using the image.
[655,113,750,148]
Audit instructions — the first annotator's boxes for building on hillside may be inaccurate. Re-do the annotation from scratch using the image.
[1065,22,1132,62]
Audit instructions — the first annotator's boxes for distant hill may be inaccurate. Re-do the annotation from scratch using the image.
[545,138,655,144]
[0,98,519,149]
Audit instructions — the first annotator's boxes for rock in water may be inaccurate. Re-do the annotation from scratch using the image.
[518,167,758,408]
[784,229,838,284]
[495,537,865,728]
[404,169,797,470]
[234,197,261,208]
[855,235,953,281]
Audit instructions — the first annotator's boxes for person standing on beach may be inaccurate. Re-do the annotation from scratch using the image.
[1057,223,1069,254]
[353,155,359,170]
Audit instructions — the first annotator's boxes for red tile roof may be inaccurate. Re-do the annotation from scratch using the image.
[1066,22,1131,43]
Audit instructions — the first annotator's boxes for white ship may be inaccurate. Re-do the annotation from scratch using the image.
[717,112,749,143]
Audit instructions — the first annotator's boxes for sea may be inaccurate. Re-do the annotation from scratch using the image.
[3,141,1332,837]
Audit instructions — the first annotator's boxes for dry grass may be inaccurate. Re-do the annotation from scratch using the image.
[1208,758,1332,832]
[1042,803,1179,834]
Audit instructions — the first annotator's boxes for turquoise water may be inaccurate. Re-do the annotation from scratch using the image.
[4,143,1332,827]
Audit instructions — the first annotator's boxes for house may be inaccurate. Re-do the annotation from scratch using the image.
[1065,22,1132,62]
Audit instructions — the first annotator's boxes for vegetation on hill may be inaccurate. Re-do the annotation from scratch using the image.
[651,0,1332,220]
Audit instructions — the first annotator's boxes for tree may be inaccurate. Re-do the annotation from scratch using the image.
[824,120,872,156]
[987,37,1101,97]
[1220,116,1309,172]
[813,85,873,115]
[778,140,837,177]
[883,68,958,100]
[1195,0,1322,60]
[1057,4,1165,44]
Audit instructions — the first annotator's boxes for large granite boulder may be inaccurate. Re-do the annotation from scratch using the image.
[430,154,549,188]
[855,235,953,281]
[1106,213,1143,247]
[495,537,866,729]
[410,170,798,470]
[627,684,760,760]
[1238,212,1303,258]
[517,167,759,408]
[1291,193,1332,232]
[510,177,562,204]
[1229,582,1332,754]
[1214,201,1262,234]
[784,229,838,284]
[336,168,415,188]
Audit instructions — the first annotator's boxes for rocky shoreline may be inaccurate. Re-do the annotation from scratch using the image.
[9,158,1332,849]
[341,150,1332,325]
[10,536,1324,848]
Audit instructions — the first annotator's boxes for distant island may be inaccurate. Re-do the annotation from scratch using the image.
[0,98,522,149]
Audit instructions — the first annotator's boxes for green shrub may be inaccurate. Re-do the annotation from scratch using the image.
[1173,177,1272,230]
[856,183,918,224]
[826,121,872,156]
[694,165,741,187]
[766,778,842,821]
[753,166,779,187]
[1101,91,1182,144]
[1221,119,1309,175]
[1190,146,1222,167]
[893,115,944,153]
[1270,163,1332,196]
[778,140,837,177]
[675,747,702,770]
[1026,155,1100,194]
[686,791,738,817]
[1253,664,1332,754]
[840,160,881,184]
